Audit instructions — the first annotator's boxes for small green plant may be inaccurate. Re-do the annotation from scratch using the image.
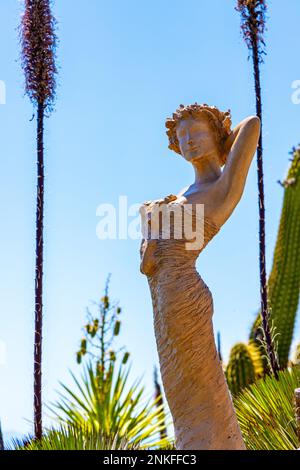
[14,425,139,451]
[50,278,170,449]
[51,362,169,449]
[234,367,300,450]
[76,275,129,371]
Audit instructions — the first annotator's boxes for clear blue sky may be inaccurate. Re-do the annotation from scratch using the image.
[0,0,299,438]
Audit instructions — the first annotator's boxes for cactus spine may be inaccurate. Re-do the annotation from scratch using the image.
[251,146,300,368]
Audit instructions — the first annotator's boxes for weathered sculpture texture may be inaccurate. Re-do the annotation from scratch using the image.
[139,103,260,450]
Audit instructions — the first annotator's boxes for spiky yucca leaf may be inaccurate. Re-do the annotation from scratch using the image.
[234,367,300,450]
[14,425,139,451]
[50,362,170,449]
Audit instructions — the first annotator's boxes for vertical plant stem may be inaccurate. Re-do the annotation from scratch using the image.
[21,0,57,441]
[251,37,279,377]
[34,102,45,440]
[101,282,109,376]
[236,0,280,376]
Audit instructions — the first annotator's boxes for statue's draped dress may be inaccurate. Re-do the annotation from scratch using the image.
[139,194,245,450]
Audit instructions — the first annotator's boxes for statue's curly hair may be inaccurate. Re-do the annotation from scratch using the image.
[165,103,232,166]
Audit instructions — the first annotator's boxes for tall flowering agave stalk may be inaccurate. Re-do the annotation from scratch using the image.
[236,0,279,376]
[20,0,57,439]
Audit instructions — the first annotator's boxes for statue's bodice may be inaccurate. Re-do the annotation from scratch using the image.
[139,194,220,277]
[139,193,245,450]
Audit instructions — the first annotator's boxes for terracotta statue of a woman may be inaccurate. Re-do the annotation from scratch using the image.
[139,103,260,450]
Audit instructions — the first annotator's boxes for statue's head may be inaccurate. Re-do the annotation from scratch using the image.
[166,103,232,166]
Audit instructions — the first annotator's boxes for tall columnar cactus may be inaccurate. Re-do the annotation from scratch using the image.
[251,147,300,368]
[247,339,264,377]
[226,343,256,396]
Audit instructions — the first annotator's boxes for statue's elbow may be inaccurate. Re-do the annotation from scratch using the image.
[247,115,261,136]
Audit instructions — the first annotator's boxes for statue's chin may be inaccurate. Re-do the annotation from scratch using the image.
[180,149,202,162]
[185,151,204,163]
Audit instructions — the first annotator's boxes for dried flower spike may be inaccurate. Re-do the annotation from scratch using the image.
[236,0,267,63]
[20,0,57,111]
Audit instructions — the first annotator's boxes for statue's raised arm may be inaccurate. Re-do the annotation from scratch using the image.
[217,115,261,224]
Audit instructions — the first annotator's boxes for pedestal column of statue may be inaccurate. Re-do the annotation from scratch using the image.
[139,103,260,450]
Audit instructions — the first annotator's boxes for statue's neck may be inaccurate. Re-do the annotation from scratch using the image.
[192,155,221,185]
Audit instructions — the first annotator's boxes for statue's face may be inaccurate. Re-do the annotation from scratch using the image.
[176,117,219,163]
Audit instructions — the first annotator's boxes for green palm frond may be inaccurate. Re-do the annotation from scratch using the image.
[234,367,300,450]
[50,362,170,449]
